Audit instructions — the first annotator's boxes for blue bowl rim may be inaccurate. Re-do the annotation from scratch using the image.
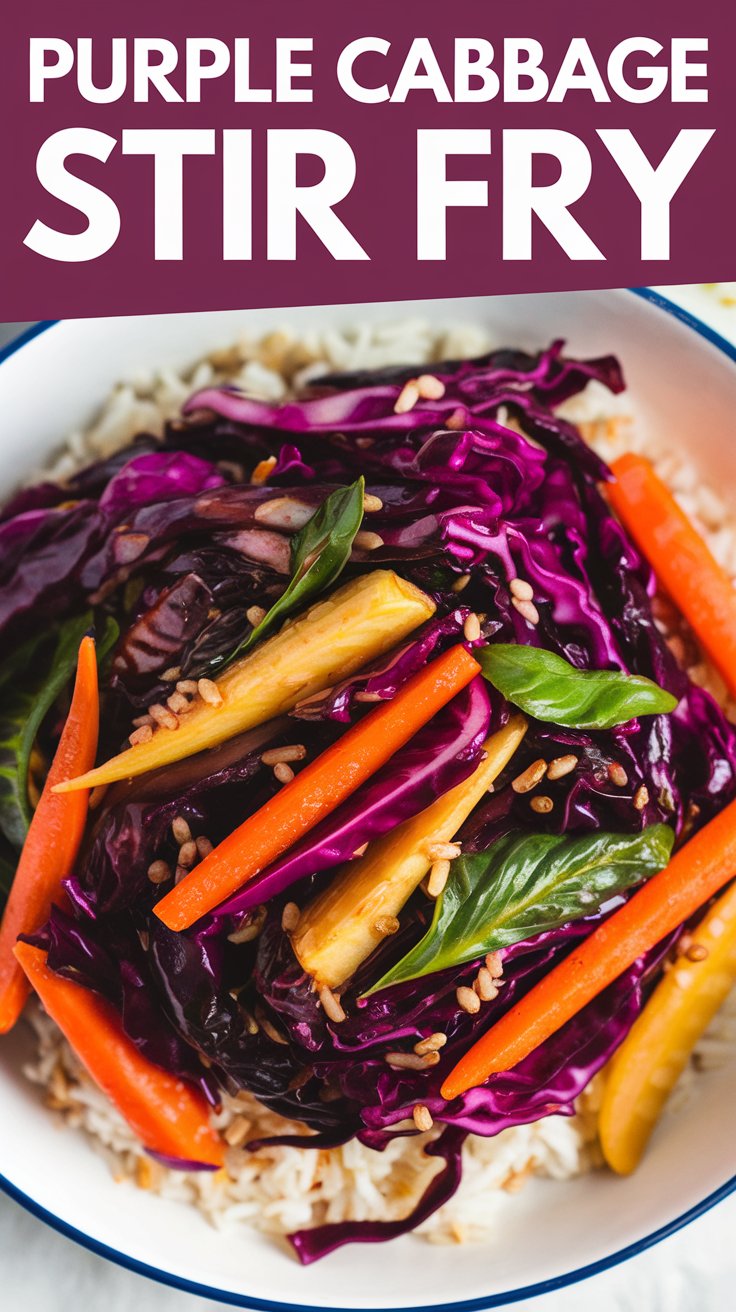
[0,286,734,1310]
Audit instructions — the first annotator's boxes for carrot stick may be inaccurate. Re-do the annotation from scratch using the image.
[599,880,736,1175]
[0,636,99,1034]
[155,646,482,932]
[13,941,224,1167]
[441,796,736,1100]
[607,453,736,697]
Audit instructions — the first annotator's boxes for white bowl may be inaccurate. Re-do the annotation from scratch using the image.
[0,291,734,1309]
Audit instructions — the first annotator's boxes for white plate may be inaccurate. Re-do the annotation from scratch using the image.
[0,290,734,1309]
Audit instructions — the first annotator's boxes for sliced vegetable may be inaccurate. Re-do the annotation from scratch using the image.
[370,824,674,993]
[155,646,483,932]
[478,643,677,730]
[56,571,435,792]
[13,941,224,1167]
[226,477,365,664]
[599,880,736,1174]
[441,793,736,1100]
[608,452,736,698]
[0,613,107,849]
[293,716,528,989]
[214,677,492,918]
[0,636,99,1033]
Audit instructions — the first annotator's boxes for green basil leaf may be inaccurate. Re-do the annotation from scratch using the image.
[367,824,675,993]
[226,476,366,665]
[478,644,678,729]
[0,614,118,851]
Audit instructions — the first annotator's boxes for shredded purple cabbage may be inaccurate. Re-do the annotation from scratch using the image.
[4,339,735,1257]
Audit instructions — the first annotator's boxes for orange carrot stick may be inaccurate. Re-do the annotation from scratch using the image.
[441,796,736,1100]
[0,636,99,1033]
[156,646,481,932]
[607,453,736,697]
[14,941,224,1167]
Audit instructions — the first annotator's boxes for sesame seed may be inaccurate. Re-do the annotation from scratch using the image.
[247,605,267,627]
[174,865,188,885]
[530,795,554,814]
[633,784,650,811]
[362,493,384,513]
[176,679,199,695]
[167,692,191,715]
[273,762,294,784]
[148,703,179,731]
[257,1010,289,1045]
[228,921,261,944]
[512,597,540,626]
[427,842,461,861]
[485,952,504,978]
[254,497,314,529]
[147,860,171,885]
[385,1051,440,1071]
[319,985,346,1024]
[224,1115,252,1147]
[353,842,369,858]
[475,967,499,1001]
[456,986,481,1015]
[512,759,547,794]
[416,374,446,400]
[509,578,534,602]
[547,754,578,781]
[198,678,223,707]
[129,725,153,746]
[412,1103,434,1132]
[686,943,709,962]
[196,835,214,859]
[452,573,472,593]
[354,530,384,551]
[132,714,154,728]
[161,666,182,683]
[281,902,301,932]
[446,407,465,430]
[394,380,420,414]
[373,915,400,937]
[414,1033,447,1056]
[463,613,481,642]
[608,763,629,787]
[261,745,307,766]
[172,816,192,845]
[354,690,384,703]
[427,860,451,898]
[178,840,197,869]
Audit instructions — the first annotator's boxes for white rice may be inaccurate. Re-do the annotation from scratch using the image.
[17,318,736,1250]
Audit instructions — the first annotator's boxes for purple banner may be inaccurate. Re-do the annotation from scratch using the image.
[0,0,734,318]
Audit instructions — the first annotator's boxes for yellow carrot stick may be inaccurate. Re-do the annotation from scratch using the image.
[599,880,736,1174]
[292,716,528,988]
[55,571,435,792]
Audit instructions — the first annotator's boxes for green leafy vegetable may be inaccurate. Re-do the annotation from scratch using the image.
[227,476,366,664]
[367,824,675,992]
[478,644,678,729]
[0,614,117,850]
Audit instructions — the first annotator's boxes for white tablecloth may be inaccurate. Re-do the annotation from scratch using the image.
[1,285,734,1311]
